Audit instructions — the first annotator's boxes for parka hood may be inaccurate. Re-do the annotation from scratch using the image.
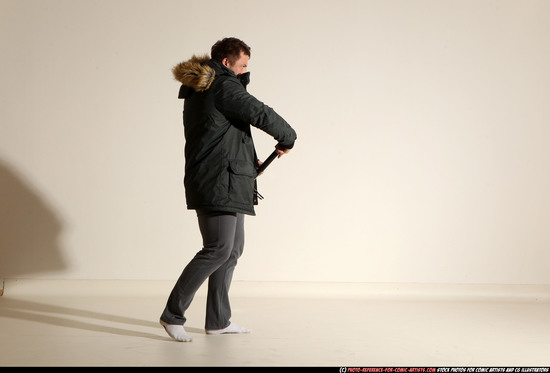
[172,55,215,93]
[172,55,250,99]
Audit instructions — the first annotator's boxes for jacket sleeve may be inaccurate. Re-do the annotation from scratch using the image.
[214,77,297,149]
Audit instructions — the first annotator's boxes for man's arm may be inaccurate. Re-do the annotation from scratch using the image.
[215,77,297,149]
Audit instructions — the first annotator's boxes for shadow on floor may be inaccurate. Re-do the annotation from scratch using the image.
[0,297,177,341]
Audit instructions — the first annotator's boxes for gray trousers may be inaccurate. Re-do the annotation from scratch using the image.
[160,211,245,330]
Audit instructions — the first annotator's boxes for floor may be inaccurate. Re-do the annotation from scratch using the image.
[0,280,549,367]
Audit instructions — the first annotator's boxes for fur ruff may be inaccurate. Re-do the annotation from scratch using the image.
[172,55,214,92]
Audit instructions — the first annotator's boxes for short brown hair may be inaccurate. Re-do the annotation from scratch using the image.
[211,37,251,64]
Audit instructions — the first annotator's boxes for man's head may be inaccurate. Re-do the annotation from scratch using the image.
[211,37,251,76]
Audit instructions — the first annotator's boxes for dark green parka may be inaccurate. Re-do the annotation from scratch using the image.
[172,55,297,215]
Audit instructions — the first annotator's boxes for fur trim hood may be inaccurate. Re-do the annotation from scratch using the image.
[172,54,215,92]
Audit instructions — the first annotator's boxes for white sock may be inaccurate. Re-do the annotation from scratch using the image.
[206,322,251,335]
[160,319,192,342]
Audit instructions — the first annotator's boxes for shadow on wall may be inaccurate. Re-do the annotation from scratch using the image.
[0,158,66,285]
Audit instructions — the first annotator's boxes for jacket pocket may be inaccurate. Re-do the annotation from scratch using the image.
[228,159,257,205]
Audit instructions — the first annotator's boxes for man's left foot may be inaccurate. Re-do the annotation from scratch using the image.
[206,322,251,335]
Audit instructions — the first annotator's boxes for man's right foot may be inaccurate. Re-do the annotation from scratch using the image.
[160,319,192,342]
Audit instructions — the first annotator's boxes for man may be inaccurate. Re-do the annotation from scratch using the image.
[160,38,297,342]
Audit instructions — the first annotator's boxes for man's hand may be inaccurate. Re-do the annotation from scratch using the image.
[256,159,264,175]
[275,145,291,158]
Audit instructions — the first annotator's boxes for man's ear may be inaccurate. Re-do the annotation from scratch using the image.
[221,57,230,68]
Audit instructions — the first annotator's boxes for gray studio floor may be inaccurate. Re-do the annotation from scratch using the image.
[0,280,549,367]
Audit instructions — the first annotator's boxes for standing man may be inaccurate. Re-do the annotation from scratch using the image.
[160,38,297,342]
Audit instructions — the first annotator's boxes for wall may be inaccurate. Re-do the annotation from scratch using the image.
[1,0,549,284]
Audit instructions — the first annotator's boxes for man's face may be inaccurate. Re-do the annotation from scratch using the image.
[223,51,249,76]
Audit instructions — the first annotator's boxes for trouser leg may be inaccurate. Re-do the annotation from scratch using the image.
[160,211,239,325]
[205,212,245,330]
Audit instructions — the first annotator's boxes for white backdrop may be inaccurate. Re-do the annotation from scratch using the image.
[1,0,549,284]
